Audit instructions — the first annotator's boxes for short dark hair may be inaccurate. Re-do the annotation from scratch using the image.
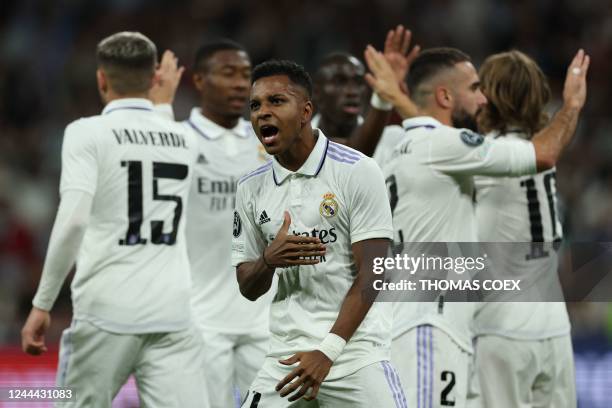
[252,60,313,98]
[194,39,247,72]
[96,31,157,95]
[314,52,363,83]
[407,47,471,104]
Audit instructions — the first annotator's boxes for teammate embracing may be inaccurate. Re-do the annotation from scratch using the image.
[363,45,588,407]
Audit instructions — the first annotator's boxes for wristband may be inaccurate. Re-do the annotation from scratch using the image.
[370,92,393,111]
[262,248,274,269]
[316,333,347,362]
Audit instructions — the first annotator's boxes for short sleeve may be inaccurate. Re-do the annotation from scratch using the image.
[427,129,536,177]
[59,120,98,196]
[346,158,394,244]
[231,183,267,266]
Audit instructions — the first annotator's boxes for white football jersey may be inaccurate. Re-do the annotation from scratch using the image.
[474,130,570,339]
[60,98,198,333]
[184,108,272,333]
[372,124,409,167]
[232,131,394,380]
[382,117,537,351]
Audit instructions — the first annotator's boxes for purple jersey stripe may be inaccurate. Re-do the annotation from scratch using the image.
[326,152,358,164]
[104,106,153,115]
[328,143,362,160]
[238,162,272,184]
[329,141,364,156]
[418,326,423,408]
[382,361,403,408]
[187,119,211,139]
[391,363,409,408]
[384,361,408,408]
[428,326,433,408]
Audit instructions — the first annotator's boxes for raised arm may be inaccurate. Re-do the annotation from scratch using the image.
[531,49,589,171]
[345,25,420,156]
[364,44,419,120]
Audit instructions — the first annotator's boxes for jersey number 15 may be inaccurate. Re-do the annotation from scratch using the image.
[119,160,188,246]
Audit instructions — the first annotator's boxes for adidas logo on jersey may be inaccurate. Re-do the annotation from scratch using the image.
[259,210,271,225]
[197,154,208,164]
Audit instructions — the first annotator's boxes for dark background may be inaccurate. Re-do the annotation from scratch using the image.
[0,0,611,405]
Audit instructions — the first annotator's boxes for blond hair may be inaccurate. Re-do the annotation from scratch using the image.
[478,50,551,137]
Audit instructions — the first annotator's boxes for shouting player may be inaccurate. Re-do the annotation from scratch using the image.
[20,32,207,407]
[471,50,588,408]
[364,46,588,407]
[233,60,405,407]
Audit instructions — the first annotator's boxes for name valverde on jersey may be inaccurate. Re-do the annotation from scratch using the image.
[42,98,199,334]
[231,131,394,380]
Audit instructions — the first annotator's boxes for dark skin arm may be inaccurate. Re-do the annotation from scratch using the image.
[275,238,390,402]
[236,211,326,301]
[335,25,420,156]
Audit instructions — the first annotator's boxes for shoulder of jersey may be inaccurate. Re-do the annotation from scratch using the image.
[326,141,366,165]
[237,160,273,186]
[457,128,485,147]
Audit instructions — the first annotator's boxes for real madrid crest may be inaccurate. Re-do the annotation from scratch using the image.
[319,192,339,218]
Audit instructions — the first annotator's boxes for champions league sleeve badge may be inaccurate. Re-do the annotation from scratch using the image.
[460,130,484,147]
[319,192,339,218]
[233,210,242,237]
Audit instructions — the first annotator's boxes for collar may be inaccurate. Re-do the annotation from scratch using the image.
[311,113,364,128]
[186,108,251,140]
[271,130,329,186]
[401,116,441,132]
[102,98,154,115]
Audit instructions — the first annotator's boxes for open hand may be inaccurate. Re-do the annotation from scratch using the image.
[383,25,420,83]
[562,49,590,111]
[263,211,326,268]
[276,350,332,402]
[149,50,185,104]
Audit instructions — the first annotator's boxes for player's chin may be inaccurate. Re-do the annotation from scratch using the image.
[261,142,282,156]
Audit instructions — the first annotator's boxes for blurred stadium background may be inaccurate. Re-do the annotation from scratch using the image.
[0,0,611,406]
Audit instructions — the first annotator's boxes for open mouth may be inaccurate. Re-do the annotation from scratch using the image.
[342,101,361,114]
[260,125,279,144]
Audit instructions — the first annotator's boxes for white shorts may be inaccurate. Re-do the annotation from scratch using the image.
[392,325,472,408]
[469,334,576,408]
[241,357,407,408]
[55,319,208,408]
[199,328,268,408]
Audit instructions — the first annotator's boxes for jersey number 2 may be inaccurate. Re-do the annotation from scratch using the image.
[119,160,188,246]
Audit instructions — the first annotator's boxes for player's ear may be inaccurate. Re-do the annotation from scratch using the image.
[193,71,205,92]
[96,68,109,98]
[301,100,314,125]
[435,86,452,110]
